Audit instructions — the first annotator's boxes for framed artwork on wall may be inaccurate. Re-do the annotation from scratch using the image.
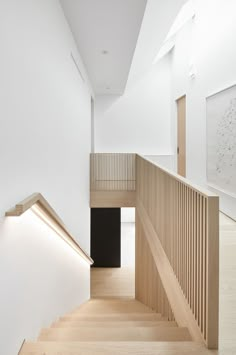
[206,84,236,197]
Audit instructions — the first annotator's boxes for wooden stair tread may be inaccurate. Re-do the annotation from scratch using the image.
[60,312,165,321]
[38,326,191,342]
[20,341,212,355]
[19,297,195,354]
[73,299,153,314]
[52,320,177,328]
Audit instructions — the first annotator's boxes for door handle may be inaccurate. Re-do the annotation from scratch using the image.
[177,147,179,154]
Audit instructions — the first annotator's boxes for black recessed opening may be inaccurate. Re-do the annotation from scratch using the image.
[91,208,121,267]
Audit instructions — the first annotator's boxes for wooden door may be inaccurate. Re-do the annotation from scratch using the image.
[177,96,186,177]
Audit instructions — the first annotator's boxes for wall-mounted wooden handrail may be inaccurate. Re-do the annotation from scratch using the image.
[5,193,93,265]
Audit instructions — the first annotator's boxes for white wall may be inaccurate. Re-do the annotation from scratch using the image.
[94,57,172,155]
[145,155,175,170]
[121,208,135,223]
[168,0,236,219]
[94,0,236,219]
[0,1,92,353]
[0,211,90,355]
[0,0,92,251]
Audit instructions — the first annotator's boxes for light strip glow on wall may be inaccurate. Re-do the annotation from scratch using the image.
[31,204,92,265]
[5,193,93,265]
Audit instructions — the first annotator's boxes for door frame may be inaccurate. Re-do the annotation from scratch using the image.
[176,95,186,177]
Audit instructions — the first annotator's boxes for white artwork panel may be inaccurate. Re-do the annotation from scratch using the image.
[207,85,236,197]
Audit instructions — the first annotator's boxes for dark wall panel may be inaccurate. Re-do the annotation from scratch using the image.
[91,208,121,267]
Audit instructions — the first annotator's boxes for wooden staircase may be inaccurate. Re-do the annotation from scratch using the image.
[20,297,213,354]
[19,264,216,354]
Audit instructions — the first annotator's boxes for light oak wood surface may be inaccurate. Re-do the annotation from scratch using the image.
[90,153,136,191]
[91,267,135,298]
[90,191,136,207]
[136,201,203,341]
[135,155,219,348]
[20,297,193,353]
[51,320,177,328]
[90,154,219,347]
[60,313,164,322]
[38,326,191,342]
[75,298,152,314]
[90,153,136,207]
[20,213,236,355]
[5,193,93,264]
[20,341,215,354]
[177,95,186,177]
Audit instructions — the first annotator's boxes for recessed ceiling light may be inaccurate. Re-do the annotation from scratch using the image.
[101,50,109,55]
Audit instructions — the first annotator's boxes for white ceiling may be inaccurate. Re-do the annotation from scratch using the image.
[60,0,147,95]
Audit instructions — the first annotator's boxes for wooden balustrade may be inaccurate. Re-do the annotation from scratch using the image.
[89,153,219,348]
[135,155,219,349]
[135,210,174,321]
[90,153,136,207]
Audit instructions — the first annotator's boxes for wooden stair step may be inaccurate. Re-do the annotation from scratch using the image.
[60,312,165,322]
[20,341,211,355]
[72,299,154,314]
[38,326,191,342]
[90,296,134,300]
[51,320,177,328]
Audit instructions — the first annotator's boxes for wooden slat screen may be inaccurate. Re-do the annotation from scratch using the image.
[90,153,136,191]
[135,155,219,349]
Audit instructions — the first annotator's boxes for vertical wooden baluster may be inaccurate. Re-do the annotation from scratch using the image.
[196,193,199,324]
[198,193,201,325]
[203,197,206,339]
[206,196,219,348]
[200,195,203,332]
[193,190,196,317]
[182,184,185,293]
[174,180,176,274]
[183,184,187,295]
[181,183,183,290]
[188,187,191,305]
[176,182,179,280]
[178,181,181,282]
[185,184,187,296]
[186,186,189,303]
[179,182,181,285]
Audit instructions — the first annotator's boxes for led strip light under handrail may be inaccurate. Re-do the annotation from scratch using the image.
[5,193,93,265]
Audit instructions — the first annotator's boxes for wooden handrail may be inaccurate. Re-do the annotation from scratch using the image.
[5,193,93,265]
[139,154,218,198]
[135,155,219,349]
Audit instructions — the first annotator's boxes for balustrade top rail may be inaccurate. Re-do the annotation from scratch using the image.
[139,155,218,198]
